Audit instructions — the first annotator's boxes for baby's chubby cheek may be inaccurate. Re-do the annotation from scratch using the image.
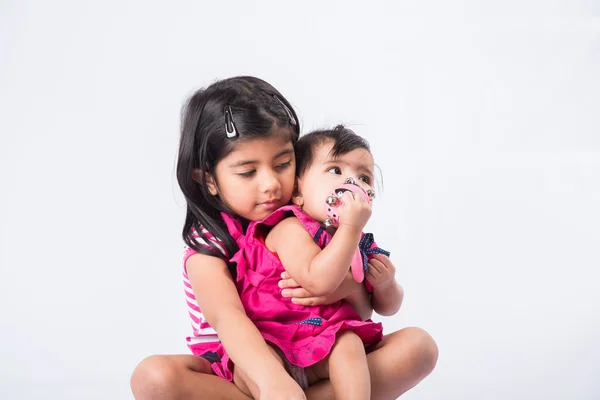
[303,201,328,225]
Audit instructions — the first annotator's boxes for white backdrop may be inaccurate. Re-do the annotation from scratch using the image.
[1,1,599,399]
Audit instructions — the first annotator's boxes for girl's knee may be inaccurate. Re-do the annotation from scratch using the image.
[402,327,439,373]
[130,355,180,399]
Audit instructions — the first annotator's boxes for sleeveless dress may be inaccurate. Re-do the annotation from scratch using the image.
[218,204,387,372]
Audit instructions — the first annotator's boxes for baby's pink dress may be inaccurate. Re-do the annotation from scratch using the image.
[220,204,386,371]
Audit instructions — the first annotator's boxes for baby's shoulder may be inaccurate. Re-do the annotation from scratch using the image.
[268,214,304,236]
[264,215,312,251]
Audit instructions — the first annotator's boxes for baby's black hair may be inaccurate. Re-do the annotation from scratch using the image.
[295,125,370,177]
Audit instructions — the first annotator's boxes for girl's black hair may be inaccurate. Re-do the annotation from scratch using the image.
[295,125,371,177]
[177,76,300,264]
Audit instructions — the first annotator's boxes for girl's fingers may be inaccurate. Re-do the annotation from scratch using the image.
[291,296,326,306]
[281,288,312,298]
[278,278,299,289]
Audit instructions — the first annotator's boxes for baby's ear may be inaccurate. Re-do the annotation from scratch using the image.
[291,178,304,207]
[192,169,218,195]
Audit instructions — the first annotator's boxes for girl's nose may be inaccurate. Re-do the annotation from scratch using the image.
[261,171,281,193]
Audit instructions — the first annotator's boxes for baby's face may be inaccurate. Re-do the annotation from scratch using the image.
[295,140,375,224]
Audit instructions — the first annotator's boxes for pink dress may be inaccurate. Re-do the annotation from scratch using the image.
[220,204,385,371]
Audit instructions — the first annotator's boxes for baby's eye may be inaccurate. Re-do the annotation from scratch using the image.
[359,176,371,185]
[327,167,342,175]
[238,170,256,178]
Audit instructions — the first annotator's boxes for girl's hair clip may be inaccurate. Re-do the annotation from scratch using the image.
[224,106,238,139]
[273,95,297,126]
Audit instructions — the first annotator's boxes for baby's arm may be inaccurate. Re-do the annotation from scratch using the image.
[266,216,362,296]
[280,269,373,320]
[367,254,404,316]
[186,253,300,396]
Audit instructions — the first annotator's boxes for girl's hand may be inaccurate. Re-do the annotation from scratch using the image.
[337,191,372,232]
[366,254,396,290]
[260,374,307,400]
[279,271,361,306]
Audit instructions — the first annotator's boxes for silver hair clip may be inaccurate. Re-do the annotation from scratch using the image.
[224,106,238,139]
[273,95,297,126]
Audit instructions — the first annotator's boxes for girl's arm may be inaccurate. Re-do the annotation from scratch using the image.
[279,270,373,320]
[279,255,404,318]
[266,216,363,297]
[186,253,296,392]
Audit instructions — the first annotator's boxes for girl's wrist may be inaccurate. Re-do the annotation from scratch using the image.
[255,364,292,388]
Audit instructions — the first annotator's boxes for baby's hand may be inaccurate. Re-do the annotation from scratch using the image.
[366,254,396,290]
[337,190,372,232]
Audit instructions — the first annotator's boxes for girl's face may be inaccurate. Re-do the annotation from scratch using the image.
[205,133,296,221]
[294,140,375,223]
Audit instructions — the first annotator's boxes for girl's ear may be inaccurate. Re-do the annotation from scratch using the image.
[291,178,304,208]
[192,169,218,195]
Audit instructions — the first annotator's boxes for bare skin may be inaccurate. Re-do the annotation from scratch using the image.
[130,326,438,400]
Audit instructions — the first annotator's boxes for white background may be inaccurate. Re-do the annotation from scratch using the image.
[1,1,599,399]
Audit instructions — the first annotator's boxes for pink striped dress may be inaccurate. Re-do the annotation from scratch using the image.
[182,227,235,380]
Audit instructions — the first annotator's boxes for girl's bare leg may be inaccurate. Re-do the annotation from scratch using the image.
[306,327,438,400]
[131,327,438,400]
[130,354,251,400]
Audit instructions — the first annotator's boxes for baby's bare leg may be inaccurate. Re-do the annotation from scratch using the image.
[305,327,438,400]
[308,331,370,400]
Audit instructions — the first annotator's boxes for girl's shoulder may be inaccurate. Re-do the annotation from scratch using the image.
[183,225,227,262]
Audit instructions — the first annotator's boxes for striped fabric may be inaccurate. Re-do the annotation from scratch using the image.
[183,227,226,344]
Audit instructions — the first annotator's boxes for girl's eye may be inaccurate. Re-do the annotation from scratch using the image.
[238,170,256,178]
[327,167,342,175]
[359,176,371,184]
[276,161,292,170]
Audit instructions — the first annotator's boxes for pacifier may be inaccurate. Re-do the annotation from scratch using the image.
[323,177,376,283]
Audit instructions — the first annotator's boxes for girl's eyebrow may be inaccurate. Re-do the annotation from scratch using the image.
[229,148,294,168]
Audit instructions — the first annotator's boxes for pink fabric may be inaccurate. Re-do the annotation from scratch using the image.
[222,204,383,369]
[182,228,225,345]
[187,340,234,381]
[182,229,233,380]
